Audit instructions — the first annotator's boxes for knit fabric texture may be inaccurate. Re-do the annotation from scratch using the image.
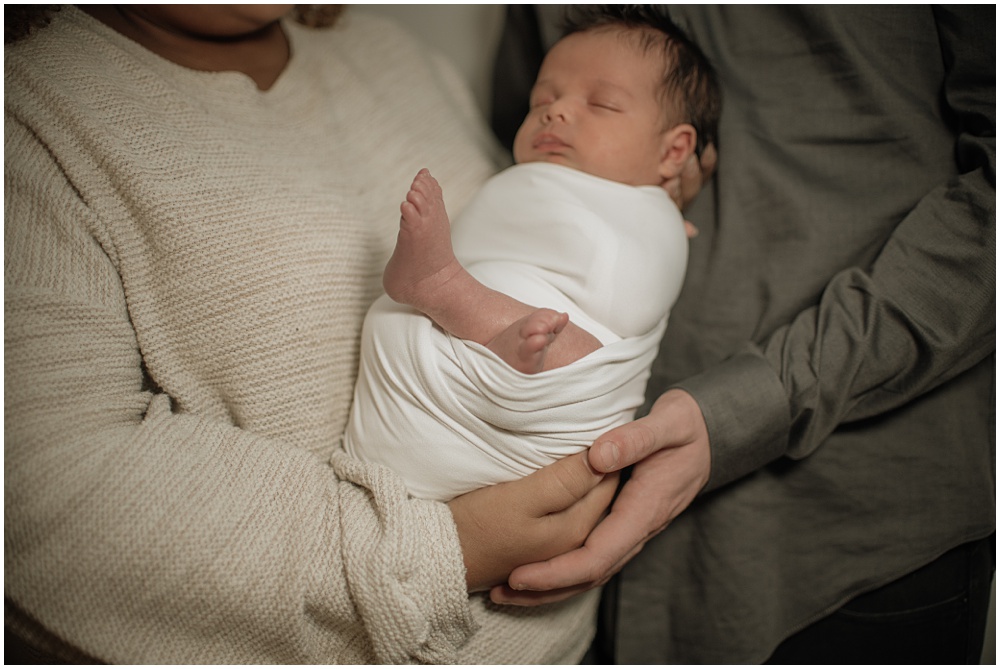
[5,7,598,663]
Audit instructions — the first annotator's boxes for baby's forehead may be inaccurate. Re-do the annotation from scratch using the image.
[538,28,669,93]
[572,24,671,60]
[553,27,669,74]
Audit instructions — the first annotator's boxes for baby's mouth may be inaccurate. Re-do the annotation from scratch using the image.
[533,133,569,151]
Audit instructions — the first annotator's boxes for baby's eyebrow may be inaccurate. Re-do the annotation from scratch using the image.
[531,78,555,93]
[530,77,636,100]
[592,79,634,99]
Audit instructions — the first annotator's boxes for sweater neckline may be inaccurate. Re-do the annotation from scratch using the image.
[62,5,302,100]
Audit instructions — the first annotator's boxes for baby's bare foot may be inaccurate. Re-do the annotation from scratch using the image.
[383,169,464,311]
[488,309,570,374]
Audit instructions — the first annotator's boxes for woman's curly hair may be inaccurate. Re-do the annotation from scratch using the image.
[5,5,345,44]
[5,5,61,43]
[292,5,344,29]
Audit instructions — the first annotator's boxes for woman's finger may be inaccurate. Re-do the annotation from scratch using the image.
[519,449,605,516]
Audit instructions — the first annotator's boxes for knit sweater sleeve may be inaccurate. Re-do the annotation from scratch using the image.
[4,115,476,663]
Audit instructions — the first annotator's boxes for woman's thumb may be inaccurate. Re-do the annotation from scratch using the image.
[589,417,659,473]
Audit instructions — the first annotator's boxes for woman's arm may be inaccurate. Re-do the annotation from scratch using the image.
[4,118,460,663]
[6,106,618,658]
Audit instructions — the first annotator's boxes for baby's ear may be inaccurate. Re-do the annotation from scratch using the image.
[658,124,697,180]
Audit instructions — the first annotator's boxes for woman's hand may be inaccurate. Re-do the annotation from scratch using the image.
[489,390,711,605]
[448,450,619,592]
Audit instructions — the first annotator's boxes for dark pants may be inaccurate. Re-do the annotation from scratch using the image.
[586,534,995,665]
[766,534,995,664]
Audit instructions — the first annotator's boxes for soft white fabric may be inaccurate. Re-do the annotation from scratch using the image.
[345,163,687,500]
[6,8,600,663]
[456,163,688,342]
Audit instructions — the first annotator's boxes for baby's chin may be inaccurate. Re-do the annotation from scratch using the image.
[520,154,579,170]
[518,157,659,188]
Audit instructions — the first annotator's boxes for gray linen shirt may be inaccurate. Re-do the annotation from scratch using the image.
[613,5,995,663]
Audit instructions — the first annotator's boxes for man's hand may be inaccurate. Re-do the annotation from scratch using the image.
[663,143,718,238]
[489,390,711,605]
[664,143,718,211]
[448,450,619,592]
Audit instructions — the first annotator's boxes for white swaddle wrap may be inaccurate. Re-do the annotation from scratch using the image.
[344,163,688,500]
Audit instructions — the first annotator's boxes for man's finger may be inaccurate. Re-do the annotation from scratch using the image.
[489,580,595,607]
[505,491,653,593]
[700,143,718,178]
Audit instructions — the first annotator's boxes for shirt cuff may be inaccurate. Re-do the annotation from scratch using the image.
[671,349,790,491]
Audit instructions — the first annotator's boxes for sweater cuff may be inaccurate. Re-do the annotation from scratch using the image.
[330,451,478,663]
[672,350,790,491]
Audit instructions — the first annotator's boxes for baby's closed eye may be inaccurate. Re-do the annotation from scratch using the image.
[589,99,622,112]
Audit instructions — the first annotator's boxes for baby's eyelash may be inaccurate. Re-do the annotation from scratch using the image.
[590,101,621,111]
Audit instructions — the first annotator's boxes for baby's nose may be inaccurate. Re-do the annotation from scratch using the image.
[542,99,570,123]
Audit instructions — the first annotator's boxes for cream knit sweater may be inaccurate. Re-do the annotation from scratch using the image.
[4,7,598,663]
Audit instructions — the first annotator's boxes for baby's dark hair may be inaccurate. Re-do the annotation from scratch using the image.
[561,5,721,155]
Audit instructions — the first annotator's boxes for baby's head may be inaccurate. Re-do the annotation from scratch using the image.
[512,6,720,187]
